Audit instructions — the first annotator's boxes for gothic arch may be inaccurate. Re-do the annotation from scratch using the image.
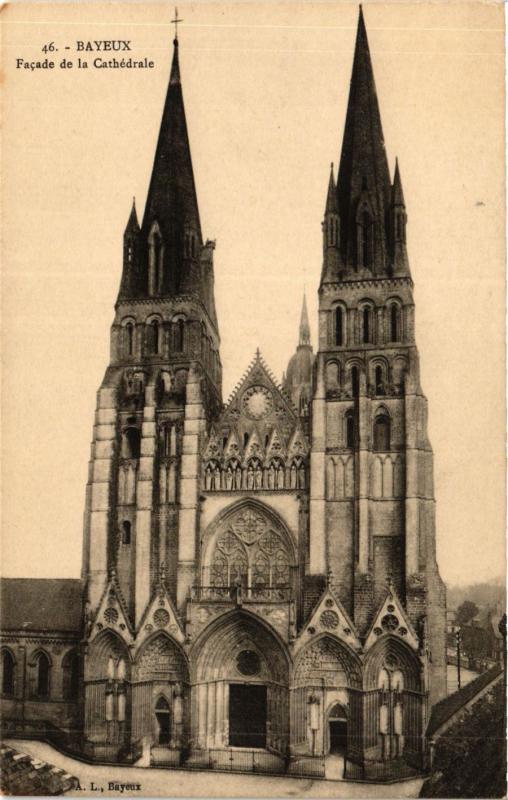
[134,631,189,684]
[171,314,187,353]
[191,608,290,684]
[29,649,52,698]
[200,499,296,590]
[363,636,422,692]
[385,297,403,343]
[87,629,131,681]
[1,647,16,696]
[293,633,362,689]
[325,360,341,392]
[331,302,347,347]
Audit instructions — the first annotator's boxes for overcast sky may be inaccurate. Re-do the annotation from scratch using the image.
[2,2,505,588]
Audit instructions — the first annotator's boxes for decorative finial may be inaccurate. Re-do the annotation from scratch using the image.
[326,568,333,588]
[171,7,184,43]
[159,561,167,583]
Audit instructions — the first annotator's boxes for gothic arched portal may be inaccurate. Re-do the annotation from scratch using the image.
[191,610,290,753]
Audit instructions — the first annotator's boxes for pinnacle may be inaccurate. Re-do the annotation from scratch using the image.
[325,163,337,214]
[125,197,140,233]
[299,293,311,347]
[392,158,405,206]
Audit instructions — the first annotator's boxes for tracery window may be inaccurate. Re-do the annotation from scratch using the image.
[209,508,291,591]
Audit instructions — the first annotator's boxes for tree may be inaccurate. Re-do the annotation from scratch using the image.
[456,600,480,627]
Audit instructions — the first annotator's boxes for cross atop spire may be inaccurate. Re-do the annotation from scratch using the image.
[171,7,184,42]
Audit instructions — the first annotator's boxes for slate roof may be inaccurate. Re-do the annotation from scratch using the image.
[427,663,503,737]
[0,578,83,633]
[0,744,78,796]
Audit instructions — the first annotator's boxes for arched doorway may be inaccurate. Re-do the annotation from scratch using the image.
[155,697,171,745]
[193,610,289,753]
[328,703,347,754]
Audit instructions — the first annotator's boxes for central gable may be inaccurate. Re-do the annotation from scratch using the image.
[203,351,307,464]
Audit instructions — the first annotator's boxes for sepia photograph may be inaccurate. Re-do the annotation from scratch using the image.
[0,2,506,797]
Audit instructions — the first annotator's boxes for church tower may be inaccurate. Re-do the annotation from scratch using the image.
[309,7,446,704]
[82,34,222,627]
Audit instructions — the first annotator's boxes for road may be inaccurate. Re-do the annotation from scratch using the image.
[5,739,423,799]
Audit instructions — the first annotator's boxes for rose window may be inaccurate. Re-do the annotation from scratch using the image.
[381,614,399,632]
[319,610,339,630]
[153,608,170,628]
[236,650,261,676]
[104,607,118,624]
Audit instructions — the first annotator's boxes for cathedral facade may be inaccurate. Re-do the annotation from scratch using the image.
[1,8,446,780]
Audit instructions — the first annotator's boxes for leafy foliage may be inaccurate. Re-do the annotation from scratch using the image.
[456,600,480,627]
[421,682,507,798]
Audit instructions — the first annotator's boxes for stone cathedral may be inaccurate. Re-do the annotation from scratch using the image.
[1,8,447,780]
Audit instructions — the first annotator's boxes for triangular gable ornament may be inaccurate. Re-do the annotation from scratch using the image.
[364,581,419,652]
[136,563,185,648]
[203,425,222,461]
[223,428,241,461]
[294,585,361,655]
[88,569,134,646]
[266,427,286,460]
[287,424,309,459]
[243,427,264,462]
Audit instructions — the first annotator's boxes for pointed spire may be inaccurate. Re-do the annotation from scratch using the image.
[142,34,202,290]
[325,163,337,214]
[125,197,140,234]
[170,36,181,85]
[299,293,311,347]
[390,157,410,275]
[392,158,405,206]
[337,6,392,274]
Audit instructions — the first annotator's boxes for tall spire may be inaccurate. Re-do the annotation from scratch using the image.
[336,6,392,275]
[141,34,202,294]
[299,293,311,347]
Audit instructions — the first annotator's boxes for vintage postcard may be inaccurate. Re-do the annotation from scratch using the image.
[1,2,506,797]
